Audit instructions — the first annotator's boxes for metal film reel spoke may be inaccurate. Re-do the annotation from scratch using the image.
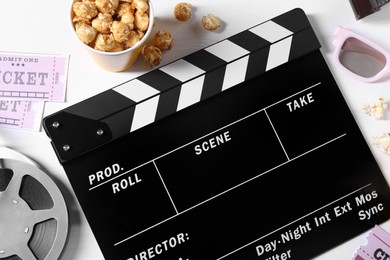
[16,244,39,260]
[31,207,59,225]
[0,170,24,202]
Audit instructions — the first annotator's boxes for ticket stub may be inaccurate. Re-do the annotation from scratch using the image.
[354,225,390,260]
[0,100,45,131]
[0,52,68,102]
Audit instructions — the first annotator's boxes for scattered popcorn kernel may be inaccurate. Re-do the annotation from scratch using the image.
[142,45,163,67]
[111,21,131,42]
[94,33,120,51]
[75,22,97,44]
[92,12,113,34]
[124,30,144,48]
[174,2,192,21]
[135,10,149,31]
[202,14,221,31]
[95,0,119,14]
[372,133,390,154]
[132,0,149,13]
[73,1,98,19]
[362,97,388,120]
[154,30,174,50]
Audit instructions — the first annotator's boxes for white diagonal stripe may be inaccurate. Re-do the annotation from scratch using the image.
[250,21,292,43]
[159,59,205,82]
[114,79,159,102]
[205,40,250,62]
[177,75,205,111]
[130,96,160,132]
[222,56,249,91]
[266,36,292,71]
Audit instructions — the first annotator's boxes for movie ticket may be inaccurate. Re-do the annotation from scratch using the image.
[0,100,45,131]
[0,52,68,102]
[354,225,390,260]
[0,52,68,131]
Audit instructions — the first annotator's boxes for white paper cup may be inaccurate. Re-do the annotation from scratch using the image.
[70,0,154,72]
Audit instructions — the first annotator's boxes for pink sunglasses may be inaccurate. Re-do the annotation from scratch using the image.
[333,26,390,82]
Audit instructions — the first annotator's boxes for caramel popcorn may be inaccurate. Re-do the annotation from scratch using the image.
[132,0,149,13]
[95,0,119,14]
[124,30,144,48]
[111,21,131,42]
[73,15,91,25]
[154,30,174,51]
[142,45,163,67]
[95,33,123,51]
[135,10,150,31]
[72,0,150,53]
[92,12,113,34]
[75,22,98,44]
[116,3,134,17]
[121,12,135,29]
[174,2,192,21]
[202,14,221,31]
[73,1,98,20]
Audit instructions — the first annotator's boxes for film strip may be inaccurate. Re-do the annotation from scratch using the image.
[43,8,321,163]
[0,147,68,260]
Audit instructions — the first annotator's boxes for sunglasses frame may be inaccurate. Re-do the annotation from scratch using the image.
[333,26,390,83]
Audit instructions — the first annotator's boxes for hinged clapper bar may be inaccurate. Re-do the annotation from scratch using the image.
[43,8,320,163]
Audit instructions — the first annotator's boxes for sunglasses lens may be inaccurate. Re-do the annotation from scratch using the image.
[339,37,386,78]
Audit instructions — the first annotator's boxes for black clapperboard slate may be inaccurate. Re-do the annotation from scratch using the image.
[44,8,390,260]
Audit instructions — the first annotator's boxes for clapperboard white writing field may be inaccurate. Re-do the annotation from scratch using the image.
[44,8,390,260]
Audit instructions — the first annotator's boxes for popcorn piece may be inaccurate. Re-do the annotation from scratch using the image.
[132,0,149,13]
[142,45,163,67]
[124,30,144,48]
[73,1,98,19]
[174,2,192,21]
[134,10,149,31]
[92,12,113,34]
[111,21,131,42]
[75,22,98,44]
[372,133,390,154]
[116,3,134,17]
[95,0,119,14]
[121,12,135,29]
[154,30,174,51]
[73,15,91,24]
[202,14,221,31]
[362,97,388,120]
[94,33,122,51]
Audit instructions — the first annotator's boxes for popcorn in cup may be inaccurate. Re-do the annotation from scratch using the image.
[70,0,154,72]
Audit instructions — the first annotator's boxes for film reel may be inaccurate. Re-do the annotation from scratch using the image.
[0,148,68,260]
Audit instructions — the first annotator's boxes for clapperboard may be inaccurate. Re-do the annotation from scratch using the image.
[44,8,390,260]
